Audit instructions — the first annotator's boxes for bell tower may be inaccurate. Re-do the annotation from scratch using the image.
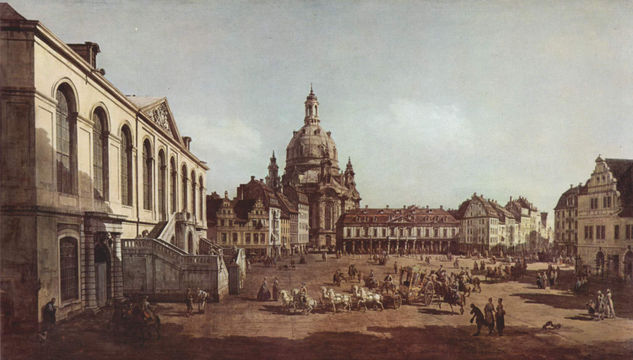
[266,151,281,191]
[304,84,319,125]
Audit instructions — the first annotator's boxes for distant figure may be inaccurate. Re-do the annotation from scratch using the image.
[542,321,562,330]
[484,298,495,335]
[185,288,194,317]
[469,304,486,336]
[42,297,57,331]
[273,277,280,301]
[257,278,271,301]
[496,298,505,336]
[606,289,615,319]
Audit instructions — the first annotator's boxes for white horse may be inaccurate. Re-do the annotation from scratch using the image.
[351,285,368,311]
[321,287,351,312]
[359,287,384,311]
[280,290,295,313]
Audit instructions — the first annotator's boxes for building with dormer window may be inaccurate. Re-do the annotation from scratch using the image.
[577,156,633,280]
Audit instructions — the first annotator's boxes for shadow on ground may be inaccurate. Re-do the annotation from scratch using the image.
[4,314,633,360]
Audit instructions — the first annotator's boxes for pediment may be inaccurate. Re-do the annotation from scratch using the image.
[128,96,183,144]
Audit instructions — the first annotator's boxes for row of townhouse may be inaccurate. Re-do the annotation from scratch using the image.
[206,176,310,256]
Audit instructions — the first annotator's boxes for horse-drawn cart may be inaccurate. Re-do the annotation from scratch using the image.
[381,292,403,309]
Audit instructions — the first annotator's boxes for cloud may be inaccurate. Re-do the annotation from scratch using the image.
[186,116,263,159]
[387,100,474,152]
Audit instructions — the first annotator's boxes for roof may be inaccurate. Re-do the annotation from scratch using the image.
[234,199,256,221]
[554,184,587,210]
[126,96,164,109]
[605,158,633,217]
[205,192,223,224]
[1,3,26,20]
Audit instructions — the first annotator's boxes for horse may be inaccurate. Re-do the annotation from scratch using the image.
[359,287,384,311]
[351,285,367,311]
[280,290,295,313]
[435,283,465,315]
[320,287,351,312]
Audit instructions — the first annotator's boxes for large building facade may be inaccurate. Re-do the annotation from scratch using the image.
[282,88,361,248]
[577,157,633,280]
[338,206,460,254]
[0,5,221,328]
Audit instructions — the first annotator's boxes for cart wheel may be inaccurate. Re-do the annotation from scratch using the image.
[424,289,434,306]
[394,295,402,309]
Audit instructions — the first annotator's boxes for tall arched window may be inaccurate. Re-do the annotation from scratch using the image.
[191,170,197,218]
[120,126,133,206]
[199,175,204,219]
[158,150,166,220]
[93,107,109,200]
[55,85,76,194]
[60,237,79,301]
[324,202,333,230]
[170,157,177,214]
[181,164,188,212]
[142,140,153,210]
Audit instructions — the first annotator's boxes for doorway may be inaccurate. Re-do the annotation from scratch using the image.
[94,237,112,307]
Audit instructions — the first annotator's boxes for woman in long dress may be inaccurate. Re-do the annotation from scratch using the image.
[257,278,271,301]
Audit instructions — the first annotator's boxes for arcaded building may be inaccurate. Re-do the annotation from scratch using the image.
[0,4,226,328]
[338,206,460,254]
[282,87,361,248]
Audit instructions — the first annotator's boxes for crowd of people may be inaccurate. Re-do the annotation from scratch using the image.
[470,297,506,336]
[536,264,561,289]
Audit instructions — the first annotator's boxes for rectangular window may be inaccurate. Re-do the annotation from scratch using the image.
[626,225,632,240]
[246,233,251,244]
[417,228,421,236]
[382,228,386,236]
[233,233,238,243]
[222,233,227,244]
[443,229,447,238]
[434,229,439,238]
[374,228,377,237]
[60,238,79,301]
[426,228,430,237]
[615,225,620,240]
[347,228,351,237]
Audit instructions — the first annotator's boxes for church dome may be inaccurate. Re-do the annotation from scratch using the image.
[285,88,339,170]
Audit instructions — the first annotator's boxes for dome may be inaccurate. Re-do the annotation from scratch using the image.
[285,87,339,170]
[286,123,339,170]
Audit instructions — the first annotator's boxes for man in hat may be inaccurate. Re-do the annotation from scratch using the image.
[470,303,486,336]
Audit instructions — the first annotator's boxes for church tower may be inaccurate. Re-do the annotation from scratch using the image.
[265,151,281,191]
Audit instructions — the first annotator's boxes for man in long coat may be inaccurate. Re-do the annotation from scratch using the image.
[496,298,505,336]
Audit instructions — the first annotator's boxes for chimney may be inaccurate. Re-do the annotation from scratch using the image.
[250,175,255,181]
[68,42,100,69]
[365,205,368,209]
[386,205,389,209]
[182,136,192,150]
[440,205,443,210]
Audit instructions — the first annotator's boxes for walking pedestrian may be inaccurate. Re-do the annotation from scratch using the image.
[470,304,486,336]
[484,297,495,335]
[496,298,505,336]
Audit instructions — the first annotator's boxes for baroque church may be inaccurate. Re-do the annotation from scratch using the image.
[272,87,361,248]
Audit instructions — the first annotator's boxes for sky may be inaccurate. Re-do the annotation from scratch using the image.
[10,0,633,215]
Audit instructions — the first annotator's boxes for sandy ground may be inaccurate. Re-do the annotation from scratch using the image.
[2,253,633,360]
